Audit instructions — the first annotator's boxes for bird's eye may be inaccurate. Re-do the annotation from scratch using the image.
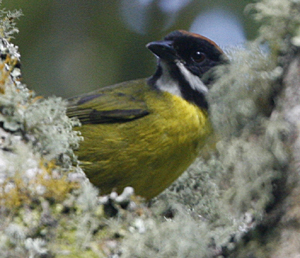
[192,51,206,63]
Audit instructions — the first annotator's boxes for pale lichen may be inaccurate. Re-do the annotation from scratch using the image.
[120,0,296,256]
[0,0,299,257]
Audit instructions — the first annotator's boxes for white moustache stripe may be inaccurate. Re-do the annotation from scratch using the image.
[176,61,208,94]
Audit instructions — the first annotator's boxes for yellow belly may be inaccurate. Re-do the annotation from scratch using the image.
[76,91,212,199]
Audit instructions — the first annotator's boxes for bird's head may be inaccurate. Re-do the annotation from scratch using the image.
[147,30,225,109]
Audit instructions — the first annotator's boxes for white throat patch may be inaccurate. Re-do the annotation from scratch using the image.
[155,62,182,97]
[155,61,208,98]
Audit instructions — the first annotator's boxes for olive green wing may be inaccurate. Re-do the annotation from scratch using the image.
[67,79,150,124]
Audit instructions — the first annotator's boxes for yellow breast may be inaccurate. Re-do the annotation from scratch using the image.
[76,90,212,199]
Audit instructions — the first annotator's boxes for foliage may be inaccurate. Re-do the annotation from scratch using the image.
[0,0,299,257]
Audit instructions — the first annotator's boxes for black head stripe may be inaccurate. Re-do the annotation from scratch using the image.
[148,30,224,110]
[164,30,223,62]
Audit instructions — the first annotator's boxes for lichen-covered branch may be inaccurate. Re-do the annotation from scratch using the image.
[1,0,300,257]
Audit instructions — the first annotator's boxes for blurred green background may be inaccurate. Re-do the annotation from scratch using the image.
[2,0,258,98]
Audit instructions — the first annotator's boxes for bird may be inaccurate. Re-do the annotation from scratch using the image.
[67,30,225,200]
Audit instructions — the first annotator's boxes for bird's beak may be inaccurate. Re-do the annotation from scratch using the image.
[146,40,176,61]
